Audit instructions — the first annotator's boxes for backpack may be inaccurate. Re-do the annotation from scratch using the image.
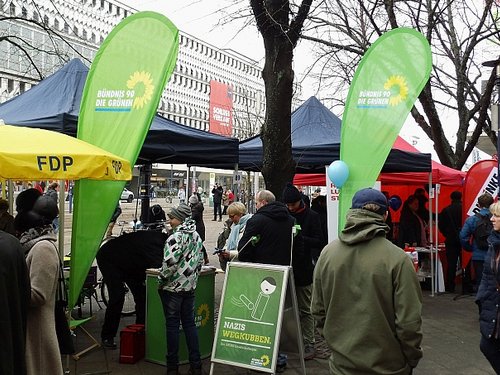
[473,213,492,250]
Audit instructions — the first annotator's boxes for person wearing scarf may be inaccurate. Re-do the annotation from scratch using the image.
[476,201,500,373]
[218,202,252,270]
[15,192,63,375]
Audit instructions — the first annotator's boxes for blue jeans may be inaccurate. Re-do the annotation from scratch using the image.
[158,289,201,369]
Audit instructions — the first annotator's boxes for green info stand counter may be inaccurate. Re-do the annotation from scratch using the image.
[145,267,215,365]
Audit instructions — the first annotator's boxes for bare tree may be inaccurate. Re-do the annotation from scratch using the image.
[0,4,92,83]
[300,0,500,169]
[249,0,313,198]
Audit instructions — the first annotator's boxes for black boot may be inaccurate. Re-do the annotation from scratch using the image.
[189,365,203,375]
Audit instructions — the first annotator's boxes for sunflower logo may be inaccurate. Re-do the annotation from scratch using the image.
[383,75,408,106]
[197,303,210,327]
[126,71,155,109]
[260,355,270,367]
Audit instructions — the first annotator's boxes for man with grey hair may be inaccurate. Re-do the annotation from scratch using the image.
[238,190,296,267]
[312,188,423,375]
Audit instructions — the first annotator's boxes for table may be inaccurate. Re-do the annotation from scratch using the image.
[144,267,215,365]
[413,245,445,295]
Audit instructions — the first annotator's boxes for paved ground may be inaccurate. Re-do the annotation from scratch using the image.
[61,199,494,374]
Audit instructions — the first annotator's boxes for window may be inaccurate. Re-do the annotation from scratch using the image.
[64,23,69,33]
[21,6,27,18]
[7,79,14,92]
[9,3,15,15]
[73,26,78,36]
[20,82,26,93]
[82,30,87,39]
[101,0,104,9]
[44,15,49,26]
[54,19,59,30]
[108,3,112,13]
[91,32,96,42]
[32,11,38,22]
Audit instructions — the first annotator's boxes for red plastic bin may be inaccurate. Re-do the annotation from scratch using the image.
[119,324,145,364]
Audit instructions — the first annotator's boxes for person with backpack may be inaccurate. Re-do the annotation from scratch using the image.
[460,193,494,293]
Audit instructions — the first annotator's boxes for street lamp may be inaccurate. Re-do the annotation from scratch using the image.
[482,58,500,190]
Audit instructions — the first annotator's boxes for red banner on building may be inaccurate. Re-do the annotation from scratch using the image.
[209,80,233,136]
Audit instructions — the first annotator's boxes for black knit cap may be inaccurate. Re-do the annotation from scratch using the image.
[282,183,302,203]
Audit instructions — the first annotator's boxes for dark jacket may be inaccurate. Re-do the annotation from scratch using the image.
[476,231,500,339]
[397,208,423,249]
[238,201,296,266]
[212,186,223,204]
[190,201,206,241]
[438,201,462,247]
[97,231,166,279]
[0,231,30,375]
[290,203,325,286]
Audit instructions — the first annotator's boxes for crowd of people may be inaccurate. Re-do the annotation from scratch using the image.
[3,179,500,375]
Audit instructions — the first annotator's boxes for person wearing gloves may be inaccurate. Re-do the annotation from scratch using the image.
[312,188,423,375]
[158,203,204,375]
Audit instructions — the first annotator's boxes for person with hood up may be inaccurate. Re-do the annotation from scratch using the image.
[312,188,423,375]
[158,203,204,375]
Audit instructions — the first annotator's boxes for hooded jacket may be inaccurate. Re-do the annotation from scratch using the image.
[158,218,203,292]
[312,209,423,375]
[238,201,295,266]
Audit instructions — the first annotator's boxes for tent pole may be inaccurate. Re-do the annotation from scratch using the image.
[186,166,191,203]
[233,163,239,203]
[140,164,152,224]
[58,179,65,259]
[428,173,435,296]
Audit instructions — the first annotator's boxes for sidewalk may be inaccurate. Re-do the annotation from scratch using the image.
[62,200,494,374]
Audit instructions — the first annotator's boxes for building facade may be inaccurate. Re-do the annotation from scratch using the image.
[0,0,266,139]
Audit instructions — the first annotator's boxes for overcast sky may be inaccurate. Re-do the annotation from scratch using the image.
[118,1,491,162]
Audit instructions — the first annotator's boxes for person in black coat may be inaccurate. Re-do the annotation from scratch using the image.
[189,194,209,264]
[438,191,463,293]
[311,195,327,244]
[397,195,428,249]
[0,230,30,375]
[96,231,167,348]
[238,190,297,266]
[282,183,325,360]
[211,183,223,221]
[476,201,500,373]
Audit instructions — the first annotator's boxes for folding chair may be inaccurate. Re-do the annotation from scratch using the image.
[69,316,101,360]
[76,266,102,318]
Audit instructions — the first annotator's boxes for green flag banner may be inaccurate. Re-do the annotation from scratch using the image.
[69,11,179,308]
[338,28,431,231]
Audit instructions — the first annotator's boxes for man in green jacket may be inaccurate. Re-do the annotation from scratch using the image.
[312,188,423,375]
